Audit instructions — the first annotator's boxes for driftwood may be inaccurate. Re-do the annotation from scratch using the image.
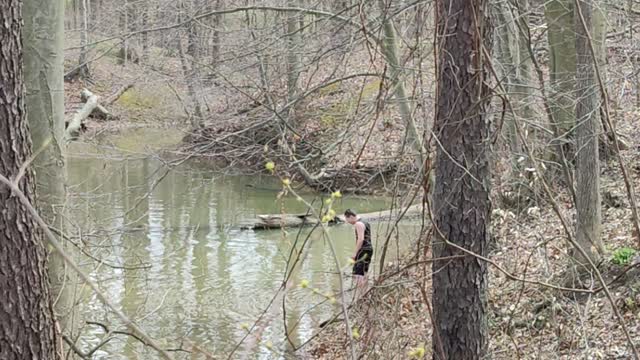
[65,85,134,140]
[240,213,342,230]
[80,83,135,119]
[65,88,99,140]
[240,204,424,230]
[81,89,109,118]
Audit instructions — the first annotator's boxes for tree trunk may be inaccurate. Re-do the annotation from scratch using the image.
[23,0,70,334]
[141,2,149,62]
[378,0,424,169]
[286,0,302,109]
[592,4,614,148]
[0,2,60,358]
[187,0,200,59]
[73,0,78,29]
[494,0,535,181]
[494,0,521,159]
[545,0,576,153]
[23,0,66,221]
[432,0,492,358]
[77,0,90,78]
[513,0,534,150]
[179,35,204,128]
[210,0,222,69]
[121,0,128,65]
[574,0,604,266]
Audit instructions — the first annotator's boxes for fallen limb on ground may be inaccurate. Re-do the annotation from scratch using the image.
[65,88,99,141]
[80,83,135,119]
[65,85,135,141]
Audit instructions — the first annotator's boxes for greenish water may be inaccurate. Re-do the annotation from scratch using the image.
[66,135,423,359]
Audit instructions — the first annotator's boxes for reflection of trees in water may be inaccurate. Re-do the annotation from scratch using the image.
[68,157,408,357]
[210,183,240,352]
[120,158,152,357]
[191,177,214,350]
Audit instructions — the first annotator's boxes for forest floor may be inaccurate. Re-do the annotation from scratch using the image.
[302,109,640,359]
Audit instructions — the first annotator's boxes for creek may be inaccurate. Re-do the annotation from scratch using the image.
[66,129,423,359]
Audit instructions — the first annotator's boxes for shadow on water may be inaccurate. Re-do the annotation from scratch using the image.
[66,139,422,359]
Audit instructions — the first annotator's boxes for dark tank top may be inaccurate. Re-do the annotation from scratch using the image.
[355,220,373,250]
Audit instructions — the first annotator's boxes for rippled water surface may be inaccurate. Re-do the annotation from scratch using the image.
[65,131,422,359]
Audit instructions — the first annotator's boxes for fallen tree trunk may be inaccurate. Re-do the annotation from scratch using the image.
[240,204,423,230]
[336,204,423,223]
[65,88,98,141]
[81,89,109,118]
[80,83,134,119]
[240,213,341,230]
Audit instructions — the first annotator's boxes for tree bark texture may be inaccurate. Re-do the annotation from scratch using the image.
[432,0,493,359]
[575,0,603,263]
[120,0,128,65]
[210,0,222,69]
[545,0,576,148]
[23,0,66,227]
[187,0,201,58]
[179,35,204,128]
[0,2,59,358]
[23,0,70,332]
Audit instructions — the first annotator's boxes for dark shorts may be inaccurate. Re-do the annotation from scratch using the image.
[353,248,373,276]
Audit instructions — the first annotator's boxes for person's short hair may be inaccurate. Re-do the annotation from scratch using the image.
[344,209,357,217]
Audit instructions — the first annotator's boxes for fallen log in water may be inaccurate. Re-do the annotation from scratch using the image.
[240,204,424,230]
[336,204,423,223]
[240,213,342,230]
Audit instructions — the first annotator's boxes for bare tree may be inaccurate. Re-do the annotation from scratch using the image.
[286,0,302,116]
[78,0,90,78]
[179,1,205,128]
[545,0,576,154]
[432,0,493,358]
[23,0,70,329]
[378,0,425,169]
[574,0,604,267]
[0,1,60,358]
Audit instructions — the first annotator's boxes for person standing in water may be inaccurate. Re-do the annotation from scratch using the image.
[344,209,373,297]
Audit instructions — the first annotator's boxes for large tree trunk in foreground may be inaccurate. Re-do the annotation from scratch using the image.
[23,0,66,220]
[23,0,71,334]
[432,0,493,358]
[0,2,59,358]
[574,0,604,266]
